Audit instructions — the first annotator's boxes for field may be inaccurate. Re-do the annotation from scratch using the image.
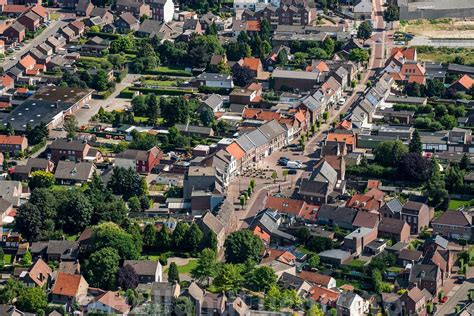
[401,18,474,39]
[448,199,471,210]
[414,46,474,65]
[163,259,197,274]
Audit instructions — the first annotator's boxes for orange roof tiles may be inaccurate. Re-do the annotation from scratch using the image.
[30,4,47,18]
[51,272,84,297]
[253,226,271,244]
[294,110,306,124]
[0,102,11,109]
[315,61,330,72]
[309,286,340,306]
[265,195,306,216]
[456,74,474,90]
[242,57,262,71]
[242,108,281,121]
[246,20,261,32]
[2,4,30,13]
[0,135,26,145]
[365,188,385,201]
[96,291,130,314]
[226,142,245,160]
[336,120,351,130]
[367,179,381,189]
[1,75,14,87]
[28,259,52,287]
[19,55,35,69]
[327,133,355,145]
[16,87,28,94]
[246,82,262,91]
[390,47,416,61]
[277,251,296,265]
[299,271,332,287]
[25,69,38,76]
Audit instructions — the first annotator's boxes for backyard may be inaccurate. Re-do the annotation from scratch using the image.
[414,46,474,65]
[448,199,472,210]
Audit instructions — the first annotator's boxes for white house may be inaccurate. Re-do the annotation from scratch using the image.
[353,0,372,20]
[87,291,130,315]
[336,292,369,316]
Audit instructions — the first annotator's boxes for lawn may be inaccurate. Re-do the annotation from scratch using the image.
[142,80,177,87]
[50,12,60,20]
[448,199,471,210]
[134,116,149,123]
[164,259,198,274]
[4,254,12,265]
[348,259,367,268]
[415,46,474,65]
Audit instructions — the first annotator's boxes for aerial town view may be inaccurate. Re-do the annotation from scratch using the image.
[0,0,473,314]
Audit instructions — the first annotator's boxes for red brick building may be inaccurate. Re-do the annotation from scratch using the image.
[114,146,163,173]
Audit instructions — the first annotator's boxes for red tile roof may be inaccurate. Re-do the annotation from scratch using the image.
[252,226,271,244]
[242,108,281,121]
[30,4,47,18]
[309,286,340,307]
[1,75,14,88]
[327,133,355,145]
[336,120,351,130]
[2,4,30,14]
[96,291,130,314]
[28,259,52,287]
[0,135,26,146]
[456,75,474,90]
[265,195,306,216]
[242,57,262,71]
[246,20,260,32]
[19,55,36,69]
[390,47,416,61]
[367,180,381,189]
[299,271,333,287]
[51,272,85,297]
[352,211,380,229]
[226,142,246,160]
[0,102,11,109]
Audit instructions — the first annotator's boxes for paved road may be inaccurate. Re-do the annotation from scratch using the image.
[435,276,473,315]
[1,19,67,71]
[411,36,474,48]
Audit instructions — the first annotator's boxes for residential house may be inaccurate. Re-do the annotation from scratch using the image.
[336,292,368,316]
[308,286,340,313]
[31,240,80,262]
[115,147,163,174]
[184,281,227,315]
[197,211,226,251]
[3,22,25,43]
[400,287,427,316]
[123,260,163,283]
[450,74,473,93]
[87,291,131,315]
[148,0,174,22]
[257,4,314,29]
[115,12,139,33]
[299,161,344,204]
[278,272,312,297]
[398,248,423,266]
[51,272,89,304]
[343,227,378,256]
[320,76,342,106]
[135,20,174,40]
[264,195,317,220]
[229,83,263,104]
[0,198,13,222]
[90,7,114,25]
[191,72,234,89]
[54,161,96,184]
[408,264,441,296]
[19,258,52,288]
[0,135,28,155]
[150,282,180,314]
[379,198,403,219]
[300,89,327,125]
[200,94,224,113]
[17,11,41,31]
[272,69,319,91]
[175,123,214,138]
[326,131,356,152]
[298,270,337,289]
[13,158,54,181]
[378,217,411,243]
[0,181,22,206]
[317,205,357,230]
[49,139,99,162]
[353,0,372,19]
[115,0,151,18]
[233,57,263,78]
[249,210,296,245]
[401,201,431,235]
[352,211,380,229]
[432,210,472,241]
[346,188,384,212]
[76,0,94,16]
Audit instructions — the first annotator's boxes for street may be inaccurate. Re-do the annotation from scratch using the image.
[435,271,473,315]
[1,19,67,71]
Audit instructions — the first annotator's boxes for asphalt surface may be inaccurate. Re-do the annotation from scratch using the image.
[1,19,67,71]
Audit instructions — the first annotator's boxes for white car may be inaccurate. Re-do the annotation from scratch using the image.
[338,98,346,105]
[10,56,16,60]
[83,104,91,109]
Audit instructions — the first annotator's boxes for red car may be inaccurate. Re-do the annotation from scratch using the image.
[440,296,448,303]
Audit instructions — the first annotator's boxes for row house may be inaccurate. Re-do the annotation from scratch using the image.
[115,146,163,174]
[115,0,151,18]
[147,0,174,22]
[48,139,101,163]
[251,4,314,30]
[432,210,472,241]
[0,135,28,155]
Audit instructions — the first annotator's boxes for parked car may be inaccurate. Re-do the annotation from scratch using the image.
[338,98,346,105]
[287,161,302,169]
[440,296,448,303]
[288,169,297,175]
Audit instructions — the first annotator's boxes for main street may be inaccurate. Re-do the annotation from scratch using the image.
[1,19,67,71]
[227,0,388,233]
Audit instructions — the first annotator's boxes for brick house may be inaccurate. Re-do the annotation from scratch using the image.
[401,201,431,235]
[51,272,89,304]
[122,260,162,283]
[432,210,472,241]
[48,139,96,162]
[233,57,263,78]
[114,146,163,174]
[272,69,319,92]
[17,11,41,31]
[148,0,174,22]
[115,0,151,18]
[400,287,427,316]
[115,12,140,33]
[378,217,411,243]
[3,22,26,43]
[76,0,94,17]
[449,74,473,93]
[0,135,28,155]
[20,258,53,288]
[343,227,378,256]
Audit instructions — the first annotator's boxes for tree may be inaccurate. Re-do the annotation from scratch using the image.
[282,169,288,181]
[307,254,320,270]
[357,21,373,40]
[349,48,370,62]
[173,296,195,316]
[460,153,470,171]
[147,94,160,125]
[201,230,218,252]
[247,266,277,292]
[191,248,218,286]
[199,107,214,126]
[185,223,203,253]
[0,247,4,267]
[271,171,278,183]
[57,190,93,234]
[225,42,251,61]
[93,222,141,260]
[94,70,109,92]
[29,171,55,190]
[143,224,156,250]
[232,66,254,87]
[15,287,47,313]
[374,141,408,167]
[64,115,78,139]
[23,250,32,265]
[160,97,190,126]
[110,36,134,53]
[445,165,464,193]
[399,153,433,182]
[424,173,448,209]
[118,264,139,290]
[168,262,180,283]
[264,285,282,311]
[306,304,324,316]
[409,129,422,155]
[0,279,23,304]
[172,222,189,248]
[384,4,399,22]
[224,230,264,264]
[240,195,246,209]
[85,247,120,290]
[108,167,147,200]
[128,196,141,212]
[213,263,245,292]
[156,225,171,250]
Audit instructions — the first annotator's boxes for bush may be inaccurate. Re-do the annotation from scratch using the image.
[86,31,120,40]
[119,88,135,98]
[128,87,193,96]
[198,86,230,95]
[146,68,192,77]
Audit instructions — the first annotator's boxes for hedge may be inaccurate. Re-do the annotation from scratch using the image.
[120,87,194,97]
[146,68,193,77]
[86,31,120,40]
[198,86,230,95]
[119,89,136,98]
